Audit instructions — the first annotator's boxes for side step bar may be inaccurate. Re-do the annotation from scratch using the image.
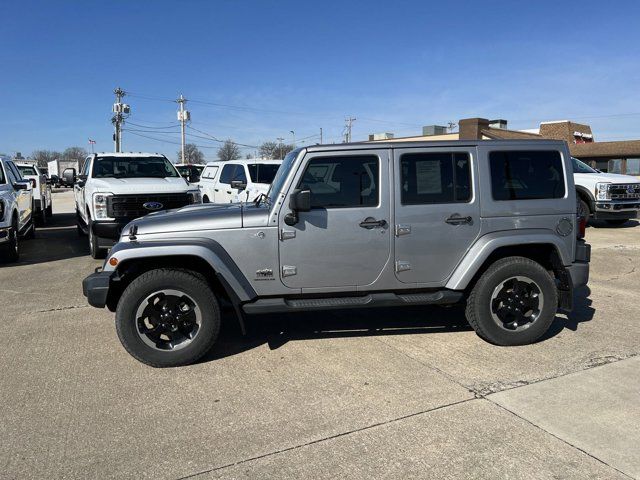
[241,290,464,315]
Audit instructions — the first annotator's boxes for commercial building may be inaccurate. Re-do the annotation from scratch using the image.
[370,117,640,175]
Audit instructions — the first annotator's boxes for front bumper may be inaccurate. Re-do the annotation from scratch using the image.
[91,219,132,241]
[594,201,640,220]
[82,269,112,308]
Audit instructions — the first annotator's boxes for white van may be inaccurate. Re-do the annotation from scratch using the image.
[197,159,282,203]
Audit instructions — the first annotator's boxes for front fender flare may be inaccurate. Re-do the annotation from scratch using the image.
[103,238,257,303]
[445,229,572,290]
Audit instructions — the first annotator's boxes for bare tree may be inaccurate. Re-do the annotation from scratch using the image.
[259,141,294,160]
[31,150,62,168]
[178,143,205,164]
[217,139,241,162]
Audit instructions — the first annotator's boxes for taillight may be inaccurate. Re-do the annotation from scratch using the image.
[30,179,36,188]
[577,215,586,239]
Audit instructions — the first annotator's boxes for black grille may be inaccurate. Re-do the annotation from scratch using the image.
[609,183,640,200]
[107,193,191,218]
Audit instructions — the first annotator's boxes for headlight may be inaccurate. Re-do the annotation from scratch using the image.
[188,190,202,204]
[93,192,113,219]
[595,183,611,201]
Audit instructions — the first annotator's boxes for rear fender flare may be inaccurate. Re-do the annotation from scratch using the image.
[446,230,572,290]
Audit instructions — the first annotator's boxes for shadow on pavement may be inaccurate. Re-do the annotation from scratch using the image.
[201,286,595,363]
[3,212,88,266]
[589,219,639,229]
[202,304,473,363]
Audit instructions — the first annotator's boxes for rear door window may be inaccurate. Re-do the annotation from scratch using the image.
[400,152,471,204]
[202,165,219,179]
[490,150,565,200]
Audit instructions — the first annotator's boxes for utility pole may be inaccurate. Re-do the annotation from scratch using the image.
[111,87,130,152]
[277,137,284,159]
[177,94,190,164]
[290,130,295,146]
[344,116,356,143]
[320,127,323,144]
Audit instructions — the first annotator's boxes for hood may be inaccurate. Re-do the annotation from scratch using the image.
[575,171,640,191]
[125,202,270,237]
[91,177,193,194]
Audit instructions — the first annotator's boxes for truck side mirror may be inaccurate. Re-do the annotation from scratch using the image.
[284,189,311,226]
[62,168,76,185]
[13,181,29,191]
[231,180,247,190]
[77,174,87,187]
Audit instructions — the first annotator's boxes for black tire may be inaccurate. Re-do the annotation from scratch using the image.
[115,269,221,367]
[203,195,210,203]
[605,219,628,226]
[1,216,19,262]
[465,256,558,346]
[88,218,106,259]
[36,208,47,227]
[46,203,53,218]
[578,198,591,221]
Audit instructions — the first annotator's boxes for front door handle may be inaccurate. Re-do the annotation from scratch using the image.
[359,217,387,229]
[445,215,472,225]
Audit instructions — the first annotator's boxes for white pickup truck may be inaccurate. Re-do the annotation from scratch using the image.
[74,152,202,258]
[573,157,640,225]
[16,163,52,225]
[0,156,35,262]
[197,159,282,203]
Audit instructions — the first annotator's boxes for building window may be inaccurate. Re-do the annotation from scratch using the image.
[608,159,622,174]
[627,159,640,176]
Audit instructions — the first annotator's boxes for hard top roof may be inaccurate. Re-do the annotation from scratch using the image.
[303,139,567,153]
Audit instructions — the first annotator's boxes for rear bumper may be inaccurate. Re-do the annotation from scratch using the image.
[82,269,112,308]
[567,240,591,289]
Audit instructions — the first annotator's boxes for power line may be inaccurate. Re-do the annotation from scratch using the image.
[124,130,219,150]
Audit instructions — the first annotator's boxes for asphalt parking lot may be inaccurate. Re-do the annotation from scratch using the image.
[1,190,639,479]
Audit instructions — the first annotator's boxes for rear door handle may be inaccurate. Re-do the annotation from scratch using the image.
[214,188,219,192]
[359,218,387,229]
[445,215,472,225]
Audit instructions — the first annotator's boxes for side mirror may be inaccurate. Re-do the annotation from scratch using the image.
[13,181,29,191]
[284,189,311,226]
[289,189,311,212]
[62,168,76,185]
[231,180,247,190]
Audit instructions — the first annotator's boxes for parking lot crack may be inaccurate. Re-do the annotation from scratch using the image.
[174,397,477,480]
[34,304,89,313]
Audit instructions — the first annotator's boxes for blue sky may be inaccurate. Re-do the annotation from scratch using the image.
[1,0,640,161]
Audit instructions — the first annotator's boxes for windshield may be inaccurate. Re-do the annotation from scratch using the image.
[92,156,179,178]
[572,157,598,174]
[248,163,280,184]
[267,150,299,204]
[17,165,38,176]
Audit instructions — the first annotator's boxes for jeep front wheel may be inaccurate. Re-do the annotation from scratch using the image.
[115,269,221,367]
[465,256,557,346]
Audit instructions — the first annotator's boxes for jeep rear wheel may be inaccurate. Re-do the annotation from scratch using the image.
[465,256,557,346]
[115,269,221,367]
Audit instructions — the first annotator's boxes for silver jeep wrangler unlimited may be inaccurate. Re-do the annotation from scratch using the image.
[83,140,590,367]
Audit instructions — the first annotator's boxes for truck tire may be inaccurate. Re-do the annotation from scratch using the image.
[1,216,19,262]
[465,256,557,346]
[36,207,47,227]
[115,269,221,367]
[46,203,53,218]
[88,219,106,259]
[578,199,590,220]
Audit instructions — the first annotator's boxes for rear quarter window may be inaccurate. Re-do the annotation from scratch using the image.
[489,150,565,200]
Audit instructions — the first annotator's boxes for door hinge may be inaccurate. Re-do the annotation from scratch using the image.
[282,265,297,277]
[280,229,296,240]
[395,261,411,273]
[395,224,411,236]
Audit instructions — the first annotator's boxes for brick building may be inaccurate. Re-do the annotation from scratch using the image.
[370,117,640,175]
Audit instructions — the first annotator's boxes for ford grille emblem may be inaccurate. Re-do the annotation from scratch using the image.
[143,201,164,211]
